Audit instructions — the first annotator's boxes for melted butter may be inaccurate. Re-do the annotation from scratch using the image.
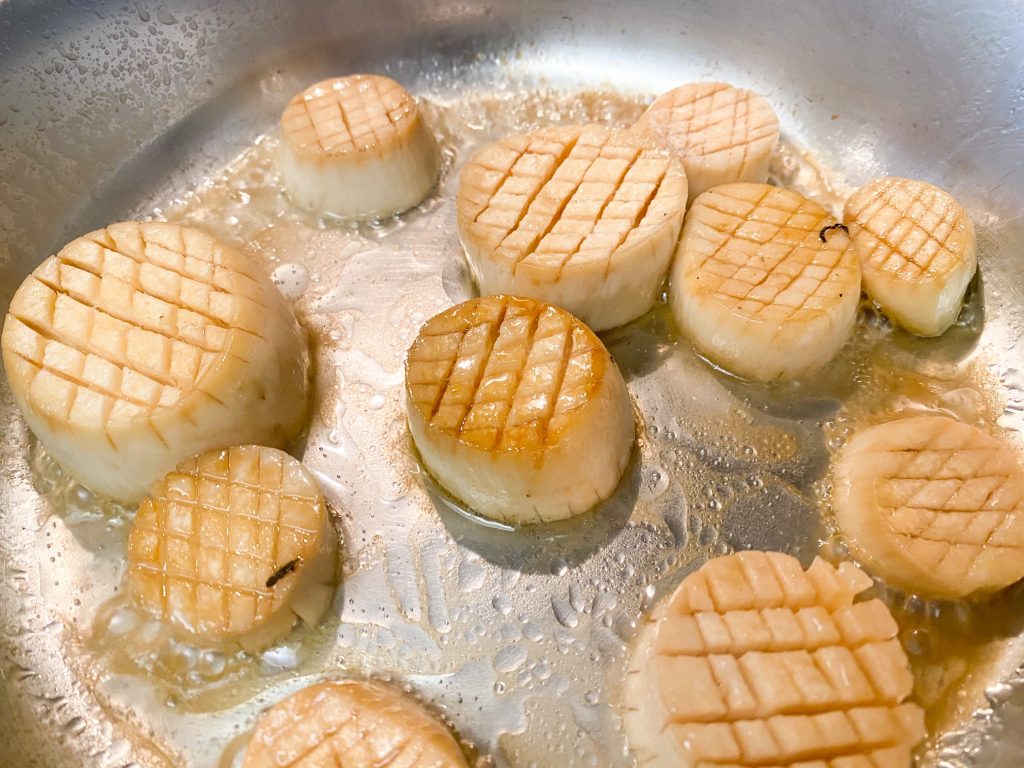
[84,595,345,713]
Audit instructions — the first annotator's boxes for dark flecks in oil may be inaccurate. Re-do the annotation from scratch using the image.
[266,558,301,588]
[818,222,849,243]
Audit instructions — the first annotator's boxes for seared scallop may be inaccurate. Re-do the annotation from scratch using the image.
[278,74,441,219]
[670,183,861,382]
[634,82,780,203]
[624,551,924,768]
[456,124,688,331]
[1,221,311,502]
[405,295,634,524]
[843,176,977,336]
[833,415,1024,599]
[127,445,336,652]
[241,679,468,768]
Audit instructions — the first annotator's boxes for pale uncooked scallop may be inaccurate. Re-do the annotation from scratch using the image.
[127,445,336,653]
[241,679,469,768]
[278,74,441,219]
[624,551,924,768]
[844,176,977,336]
[633,81,780,203]
[0,221,311,502]
[456,123,688,331]
[833,415,1024,600]
[405,295,634,524]
[670,183,861,382]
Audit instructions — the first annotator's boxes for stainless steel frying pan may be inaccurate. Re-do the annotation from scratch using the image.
[3,1,1024,765]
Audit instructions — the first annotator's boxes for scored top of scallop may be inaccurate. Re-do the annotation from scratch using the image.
[242,680,468,768]
[457,124,688,277]
[680,183,859,326]
[280,74,420,156]
[844,176,974,281]
[636,82,779,165]
[127,445,327,639]
[2,221,271,431]
[841,415,1024,592]
[627,551,924,767]
[406,295,610,452]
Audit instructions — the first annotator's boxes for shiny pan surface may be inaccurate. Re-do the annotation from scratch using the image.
[2,1,1024,766]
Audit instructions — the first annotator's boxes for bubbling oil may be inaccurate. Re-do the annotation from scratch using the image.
[24,83,1022,767]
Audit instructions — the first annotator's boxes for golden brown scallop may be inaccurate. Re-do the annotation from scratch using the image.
[1,221,310,501]
[634,81,780,203]
[843,176,977,336]
[127,445,336,652]
[624,551,924,768]
[405,295,634,524]
[670,183,861,382]
[456,124,688,331]
[278,74,440,219]
[833,415,1024,599]
[241,680,468,768]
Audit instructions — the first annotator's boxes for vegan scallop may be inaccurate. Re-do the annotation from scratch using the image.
[456,124,688,331]
[633,81,780,203]
[278,74,441,219]
[833,415,1024,600]
[624,551,924,768]
[127,445,336,653]
[843,176,977,336]
[670,183,861,382]
[0,221,311,502]
[241,679,469,768]
[405,295,634,525]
